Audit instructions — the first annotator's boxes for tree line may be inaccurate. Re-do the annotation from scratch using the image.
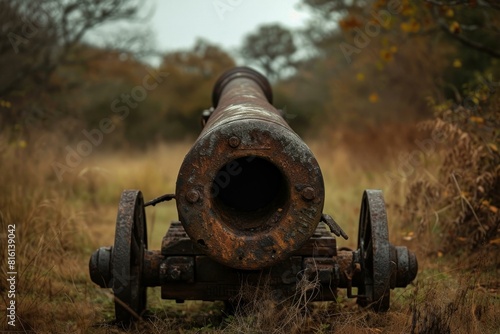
[0,0,498,146]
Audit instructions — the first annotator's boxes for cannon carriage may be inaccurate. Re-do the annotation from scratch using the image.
[89,67,418,322]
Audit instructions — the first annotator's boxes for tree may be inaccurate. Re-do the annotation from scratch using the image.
[240,24,297,80]
[158,39,236,138]
[422,0,500,59]
[0,0,151,129]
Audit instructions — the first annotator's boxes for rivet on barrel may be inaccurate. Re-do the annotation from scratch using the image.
[228,136,240,148]
[301,187,315,201]
[185,190,200,203]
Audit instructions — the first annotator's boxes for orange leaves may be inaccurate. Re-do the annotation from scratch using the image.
[369,93,379,103]
[339,15,363,31]
[487,143,498,153]
[469,116,484,124]
[380,46,397,62]
[449,21,461,34]
[481,200,499,214]
[380,49,393,61]
[400,19,421,33]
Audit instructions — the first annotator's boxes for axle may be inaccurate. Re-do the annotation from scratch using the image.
[90,222,417,301]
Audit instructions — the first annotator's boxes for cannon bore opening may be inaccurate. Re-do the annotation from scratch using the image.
[211,157,289,231]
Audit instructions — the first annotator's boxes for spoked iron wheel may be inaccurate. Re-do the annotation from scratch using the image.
[356,190,391,311]
[112,190,148,323]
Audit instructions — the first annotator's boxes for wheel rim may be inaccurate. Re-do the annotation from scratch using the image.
[112,190,148,322]
[356,190,391,311]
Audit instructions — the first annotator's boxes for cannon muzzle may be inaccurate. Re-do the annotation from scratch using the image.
[175,67,325,270]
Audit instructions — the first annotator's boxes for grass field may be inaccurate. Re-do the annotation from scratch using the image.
[0,126,498,333]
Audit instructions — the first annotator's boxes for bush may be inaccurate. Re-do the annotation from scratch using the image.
[405,77,499,254]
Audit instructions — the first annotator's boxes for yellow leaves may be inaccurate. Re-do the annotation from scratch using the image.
[452,59,462,68]
[449,21,461,34]
[400,19,420,33]
[369,93,379,103]
[445,9,454,18]
[18,140,27,149]
[356,73,365,82]
[0,99,12,108]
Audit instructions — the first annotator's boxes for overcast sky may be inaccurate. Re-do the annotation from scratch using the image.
[150,0,310,53]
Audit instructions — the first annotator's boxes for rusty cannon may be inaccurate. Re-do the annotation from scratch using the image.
[89,67,418,323]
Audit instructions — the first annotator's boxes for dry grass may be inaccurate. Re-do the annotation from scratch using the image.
[0,125,498,333]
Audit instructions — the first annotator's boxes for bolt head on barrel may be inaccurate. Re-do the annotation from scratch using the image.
[228,136,240,148]
[185,189,200,203]
[301,187,316,201]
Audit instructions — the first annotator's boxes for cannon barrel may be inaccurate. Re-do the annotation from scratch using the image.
[175,67,325,270]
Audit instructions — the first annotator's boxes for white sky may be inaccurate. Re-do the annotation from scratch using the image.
[150,0,310,53]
